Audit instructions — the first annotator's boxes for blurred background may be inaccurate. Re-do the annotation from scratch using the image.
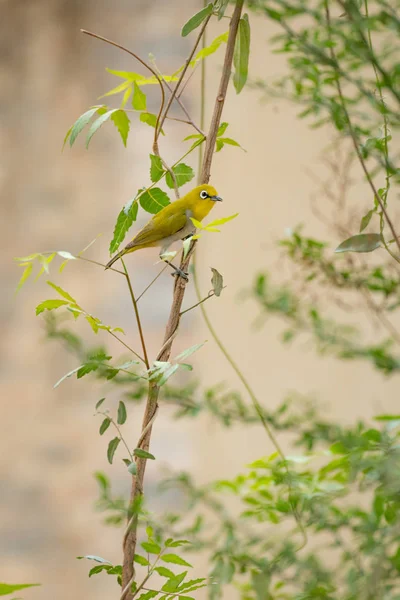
[1,0,398,598]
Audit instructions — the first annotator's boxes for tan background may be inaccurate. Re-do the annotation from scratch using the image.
[1,1,397,598]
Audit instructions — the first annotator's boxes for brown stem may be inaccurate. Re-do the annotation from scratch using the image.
[120,2,244,596]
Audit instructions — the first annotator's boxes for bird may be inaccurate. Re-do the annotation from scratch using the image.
[105,184,223,279]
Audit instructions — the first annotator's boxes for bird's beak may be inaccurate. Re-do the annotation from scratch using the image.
[211,195,223,202]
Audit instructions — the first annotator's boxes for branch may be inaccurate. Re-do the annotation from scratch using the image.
[120,3,245,597]
[324,4,400,258]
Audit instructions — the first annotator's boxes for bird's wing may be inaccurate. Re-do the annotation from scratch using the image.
[125,208,188,250]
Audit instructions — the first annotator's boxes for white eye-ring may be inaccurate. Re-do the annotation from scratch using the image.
[200,190,209,199]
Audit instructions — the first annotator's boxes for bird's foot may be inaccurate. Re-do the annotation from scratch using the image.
[171,267,189,281]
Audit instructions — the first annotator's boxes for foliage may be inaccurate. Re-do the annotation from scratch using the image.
[15,1,400,600]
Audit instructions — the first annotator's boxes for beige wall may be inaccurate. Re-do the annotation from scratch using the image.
[1,1,398,598]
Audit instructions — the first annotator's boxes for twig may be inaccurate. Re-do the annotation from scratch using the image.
[161,78,206,136]
[180,290,216,316]
[155,15,212,142]
[120,4,245,597]
[121,260,150,370]
[323,4,400,259]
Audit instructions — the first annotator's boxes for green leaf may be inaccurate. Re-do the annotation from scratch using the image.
[150,154,165,183]
[86,109,118,148]
[132,81,147,111]
[375,414,400,421]
[216,137,243,152]
[217,122,229,137]
[140,112,164,134]
[181,3,213,37]
[76,555,112,564]
[47,281,77,303]
[161,554,193,567]
[162,571,187,593]
[0,584,40,596]
[155,566,175,578]
[141,541,161,554]
[165,539,191,547]
[109,198,139,254]
[16,262,33,293]
[334,233,382,253]
[111,110,130,147]
[133,554,150,566]
[211,267,224,296]
[140,188,170,214]
[166,163,195,189]
[107,437,120,464]
[99,418,111,435]
[218,0,230,19]
[127,461,137,475]
[360,209,374,232]
[53,366,81,389]
[133,448,155,460]
[67,107,102,147]
[117,401,127,425]
[95,398,106,410]
[158,364,179,386]
[174,342,206,363]
[233,14,251,93]
[36,299,69,316]
[136,591,158,600]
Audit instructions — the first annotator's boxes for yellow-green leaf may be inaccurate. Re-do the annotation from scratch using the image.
[111,109,130,147]
[100,79,131,98]
[140,112,164,135]
[206,212,239,227]
[36,299,69,315]
[68,107,103,147]
[46,281,77,303]
[16,262,33,293]
[132,81,147,111]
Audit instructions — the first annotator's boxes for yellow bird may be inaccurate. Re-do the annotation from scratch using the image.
[105,184,223,278]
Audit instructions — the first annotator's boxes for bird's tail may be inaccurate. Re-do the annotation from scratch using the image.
[105,250,126,270]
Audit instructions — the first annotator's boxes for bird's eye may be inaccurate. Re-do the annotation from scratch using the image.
[200,190,209,199]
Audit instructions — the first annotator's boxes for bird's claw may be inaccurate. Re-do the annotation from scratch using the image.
[171,268,189,281]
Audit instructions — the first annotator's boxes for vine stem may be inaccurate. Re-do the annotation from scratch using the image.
[120,3,245,597]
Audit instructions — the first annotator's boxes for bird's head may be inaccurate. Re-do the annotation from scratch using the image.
[187,184,223,221]
[195,184,223,203]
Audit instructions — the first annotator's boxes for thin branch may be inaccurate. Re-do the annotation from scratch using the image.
[121,260,150,370]
[136,264,169,303]
[107,329,146,365]
[161,78,206,136]
[155,14,212,142]
[324,4,400,259]
[180,291,216,316]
